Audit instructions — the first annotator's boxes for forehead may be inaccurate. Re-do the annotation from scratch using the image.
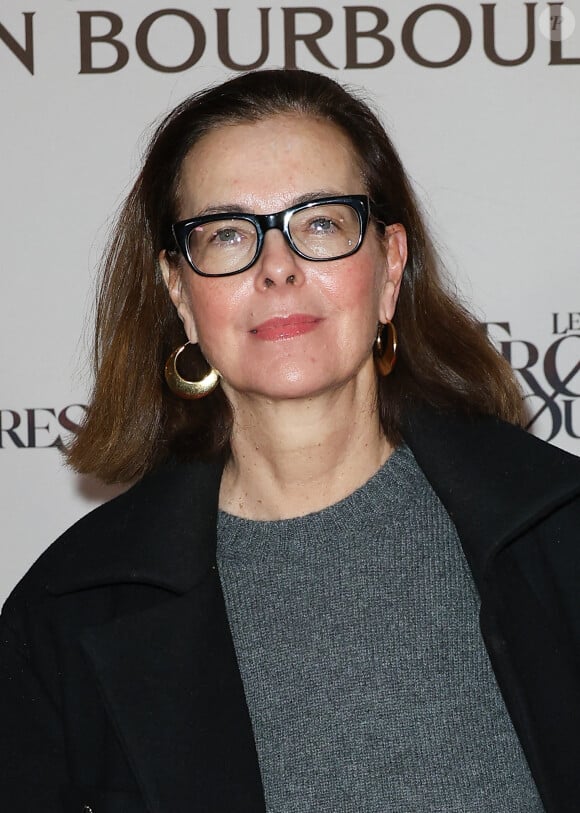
[177,114,365,216]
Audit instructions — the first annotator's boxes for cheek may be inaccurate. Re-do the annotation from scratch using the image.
[183,275,252,346]
[321,253,385,318]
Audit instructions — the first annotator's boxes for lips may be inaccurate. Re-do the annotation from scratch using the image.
[250,314,321,341]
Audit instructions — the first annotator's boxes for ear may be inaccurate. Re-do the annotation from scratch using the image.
[379,223,407,323]
[158,250,199,344]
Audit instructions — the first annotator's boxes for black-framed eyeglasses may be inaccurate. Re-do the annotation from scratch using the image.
[172,194,370,278]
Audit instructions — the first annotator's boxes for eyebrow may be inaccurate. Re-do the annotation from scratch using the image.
[193,190,349,218]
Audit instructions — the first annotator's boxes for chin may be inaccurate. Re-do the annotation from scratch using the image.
[222,355,371,403]
[229,372,347,403]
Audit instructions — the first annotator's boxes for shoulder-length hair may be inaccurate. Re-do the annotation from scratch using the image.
[67,69,525,483]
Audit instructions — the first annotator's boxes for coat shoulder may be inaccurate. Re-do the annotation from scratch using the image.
[2,457,223,620]
[2,478,141,617]
[403,408,580,581]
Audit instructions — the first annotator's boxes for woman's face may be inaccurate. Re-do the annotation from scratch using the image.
[161,114,406,403]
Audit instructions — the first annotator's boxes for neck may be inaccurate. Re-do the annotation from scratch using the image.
[219,370,393,520]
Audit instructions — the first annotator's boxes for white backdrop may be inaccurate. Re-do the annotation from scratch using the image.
[1,0,579,605]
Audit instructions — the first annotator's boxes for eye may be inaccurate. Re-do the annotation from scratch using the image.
[196,219,256,251]
[308,216,338,234]
[290,204,351,238]
[211,227,244,246]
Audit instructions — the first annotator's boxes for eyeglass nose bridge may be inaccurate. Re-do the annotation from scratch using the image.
[257,210,291,235]
[253,210,296,261]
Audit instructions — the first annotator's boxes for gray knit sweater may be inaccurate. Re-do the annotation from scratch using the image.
[217,445,543,812]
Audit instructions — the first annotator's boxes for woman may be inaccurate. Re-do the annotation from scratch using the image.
[1,69,579,813]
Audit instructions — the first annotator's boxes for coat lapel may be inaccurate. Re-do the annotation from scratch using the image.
[403,409,580,811]
[402,407,580,585]
[80,572,266,813]
[48,458,223,595]
[49,456,266,813]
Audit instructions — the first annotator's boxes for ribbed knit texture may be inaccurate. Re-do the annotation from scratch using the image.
[217,445,544,812]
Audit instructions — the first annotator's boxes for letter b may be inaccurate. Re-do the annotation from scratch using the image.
[79,12,129,74]
[345,7,394,68]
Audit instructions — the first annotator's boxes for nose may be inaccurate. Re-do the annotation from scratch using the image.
[254,229,304,290]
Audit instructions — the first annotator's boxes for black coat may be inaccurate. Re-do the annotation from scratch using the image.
[1,408,580,813]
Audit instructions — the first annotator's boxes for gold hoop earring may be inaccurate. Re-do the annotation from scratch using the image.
[373,321,397,376]
[164,342,221,400]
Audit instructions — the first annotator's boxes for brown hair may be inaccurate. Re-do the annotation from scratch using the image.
[67,69,525,483]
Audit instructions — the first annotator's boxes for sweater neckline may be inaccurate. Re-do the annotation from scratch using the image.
[217,444,427,539]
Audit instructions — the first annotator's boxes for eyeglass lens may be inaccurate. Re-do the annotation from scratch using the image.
[187,202,361,276]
